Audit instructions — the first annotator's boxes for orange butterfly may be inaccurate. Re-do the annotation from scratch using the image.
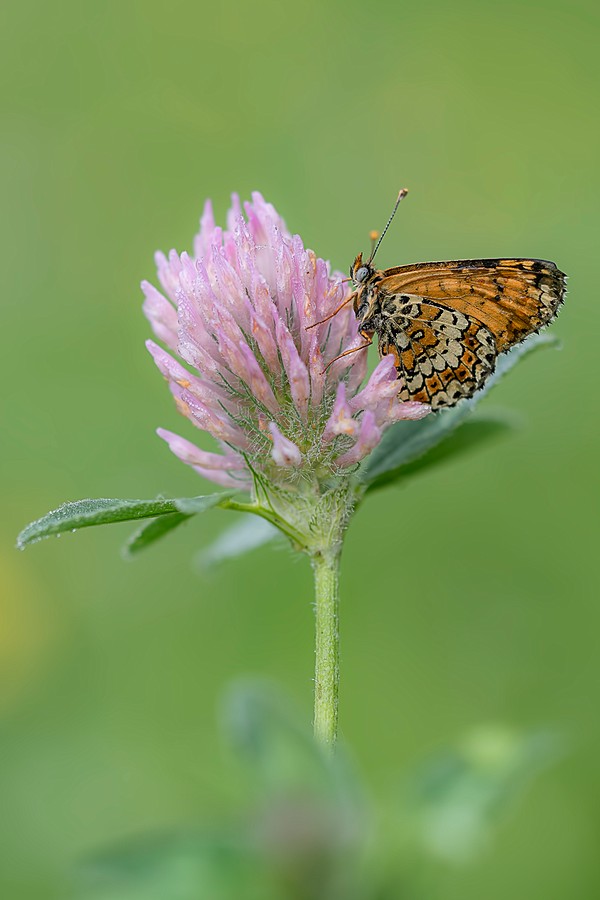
[319,191,566,410]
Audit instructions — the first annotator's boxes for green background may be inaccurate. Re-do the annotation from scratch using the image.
[1,0,598,896]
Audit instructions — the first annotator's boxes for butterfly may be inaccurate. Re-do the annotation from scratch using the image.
[318,190,566,410]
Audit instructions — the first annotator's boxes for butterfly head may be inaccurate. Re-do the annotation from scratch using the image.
[350,253,374,286]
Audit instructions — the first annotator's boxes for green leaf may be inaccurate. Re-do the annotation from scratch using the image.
[362,405,473,489]
[196,517,280,570]
[122,512,191,558]
[372,416,515,489]
[17,493,234,549]
[173,495,235,514]
[361,333,558,490]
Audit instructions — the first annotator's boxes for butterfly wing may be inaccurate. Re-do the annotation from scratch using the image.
[374,258,565,409]
[379,258,566,352]
[377,295,497,409]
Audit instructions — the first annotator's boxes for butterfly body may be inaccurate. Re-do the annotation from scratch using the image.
[349,251,566,410]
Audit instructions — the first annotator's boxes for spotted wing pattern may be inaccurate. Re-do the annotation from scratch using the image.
[378,296,497,409]
[375,258,565,409]
[380,258,565,352]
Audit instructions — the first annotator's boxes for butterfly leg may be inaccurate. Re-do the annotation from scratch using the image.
[323,332,373,373]
[306,292,358,330]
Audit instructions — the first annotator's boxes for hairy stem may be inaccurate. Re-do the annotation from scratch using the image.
[312,547,341,750]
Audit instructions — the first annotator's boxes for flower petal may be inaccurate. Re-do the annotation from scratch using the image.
[269,422,302,467]
[157,428,243,470]
[335,410,382,467]
[323,382,358,441]
[142,281,178,350]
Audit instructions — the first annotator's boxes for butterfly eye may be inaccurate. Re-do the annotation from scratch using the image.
[354,266,369,284]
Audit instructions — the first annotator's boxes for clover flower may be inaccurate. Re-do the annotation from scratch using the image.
[143,192,429,491]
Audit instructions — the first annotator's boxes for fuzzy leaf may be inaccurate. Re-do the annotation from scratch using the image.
[361,333,558,490]
[17,493,234,549]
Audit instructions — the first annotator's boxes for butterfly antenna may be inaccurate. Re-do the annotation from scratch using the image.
[367,188,408,265]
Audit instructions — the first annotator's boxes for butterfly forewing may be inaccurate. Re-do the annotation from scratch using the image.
[379,258,565,352]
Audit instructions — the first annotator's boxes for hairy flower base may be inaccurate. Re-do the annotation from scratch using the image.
[144,192,429,494]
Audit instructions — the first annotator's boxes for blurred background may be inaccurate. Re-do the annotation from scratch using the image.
[1,0,599,896]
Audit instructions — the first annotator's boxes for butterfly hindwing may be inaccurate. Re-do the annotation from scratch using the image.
[377,294,497,409]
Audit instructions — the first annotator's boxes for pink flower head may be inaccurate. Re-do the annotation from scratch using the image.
[143,192,429,489]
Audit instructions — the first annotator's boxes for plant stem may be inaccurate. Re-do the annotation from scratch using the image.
[312,547,341,751]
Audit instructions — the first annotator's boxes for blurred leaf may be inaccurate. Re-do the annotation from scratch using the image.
[16,493,234,549]
[77,829,276,900]
[196,517,280,570]
[222,681,363,813]
[397,725,562,865]
[223,680,337,796]
[361,333,558,490]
